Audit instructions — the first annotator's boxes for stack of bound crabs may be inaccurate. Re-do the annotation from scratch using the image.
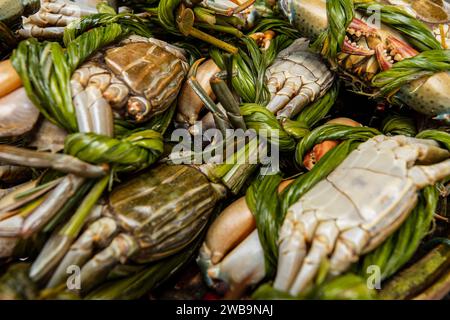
[0,0,449,300]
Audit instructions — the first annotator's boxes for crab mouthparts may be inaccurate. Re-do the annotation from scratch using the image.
[375,36,419,71]
[128,96,151,122]
[342,18,377,56]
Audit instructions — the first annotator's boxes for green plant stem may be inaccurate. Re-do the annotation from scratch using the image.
[210,76,247,130]
[196,23,243,38]
[379,244,450,300]
[193,7,216,25]
[413,268,450,300]
[62,175,109,237]
[188,27,238,54]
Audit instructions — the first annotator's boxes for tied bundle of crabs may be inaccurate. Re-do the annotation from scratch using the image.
[0,0,448,300]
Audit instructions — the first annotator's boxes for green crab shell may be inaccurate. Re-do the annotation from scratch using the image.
[108,164,223,263]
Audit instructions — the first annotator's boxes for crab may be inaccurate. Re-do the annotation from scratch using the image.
[175,38,334,133]
[279,0,450,118]
[198,135,450,295]
[25,164,226,293]
[17,0,113,38]
[265,38,334,119]
[71,35,189,134]
[274,135,450,295]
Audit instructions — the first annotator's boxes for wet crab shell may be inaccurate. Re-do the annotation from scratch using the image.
[104,39,188,121]
[107,164,224,263]
[72,36,189,123]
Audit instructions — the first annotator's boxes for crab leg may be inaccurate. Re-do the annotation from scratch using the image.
[18,25,66,38]
[265,38,334,119]
[0,145,108,178]
[71,63,120,137]
[30,179,109,282]
[274,210,315,291]
[26,11,80,27]
[42,0,102,16]
[46,217,118,288]
[0,174,85,237]
[203,197,255,265]
[176,59,220,126]
[289,221,339,294]
[409,159,450,188]
[78,233,139,292]
[18,0,102,38]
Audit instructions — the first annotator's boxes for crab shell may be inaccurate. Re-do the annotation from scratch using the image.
[107,164,224,263]
[106,37,189,121]
[279,0,450,117]
[71,36,189,123]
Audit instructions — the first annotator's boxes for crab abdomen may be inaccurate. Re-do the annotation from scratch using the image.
[290,137,417,241]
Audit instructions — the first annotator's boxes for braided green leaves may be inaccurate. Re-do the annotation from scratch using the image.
[381,115,417,137]
[355,2,441,51]
[65,23,123,74]
[63,13,153,45]
[12,39,77,132]
[157,0,182,35]
[65,130,164,172]
[416,129,450,150]
[360,185,438,280]
[246,174,283,276]
[211,31,294,104]
[313,0,354,60]
[295,124,381,165]
[283,83,340,139]
[372,50,450,98]
[241,103,296,152]
[11,24,125,132]
[250,18,301,41]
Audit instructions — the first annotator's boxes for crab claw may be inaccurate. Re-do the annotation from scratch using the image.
[127,96,151,122]
[376,36,419,71]
[342,39,375,56]
[347,18,378,38]
[303,140,339,170]
[387,36,419,60]
[342,18,378,56]
[342,19,377,56]
[375,43,393,71]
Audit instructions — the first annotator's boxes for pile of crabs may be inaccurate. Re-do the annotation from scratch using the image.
[0,0,449,300]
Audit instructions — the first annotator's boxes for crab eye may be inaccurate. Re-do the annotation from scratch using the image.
[127,96,151,122]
